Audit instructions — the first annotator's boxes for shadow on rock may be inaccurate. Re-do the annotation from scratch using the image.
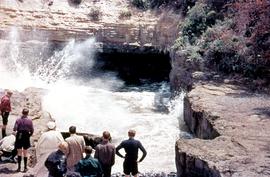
[0,167,16,174]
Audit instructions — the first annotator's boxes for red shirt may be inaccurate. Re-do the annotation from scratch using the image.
[0,95,11,112]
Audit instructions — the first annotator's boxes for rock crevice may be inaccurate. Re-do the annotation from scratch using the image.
[184,96,220,139]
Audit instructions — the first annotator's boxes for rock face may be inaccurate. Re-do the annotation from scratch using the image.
[169,50,204,92]
[0,0,180,52]
[183,96,220,139]
[176,83,270,177]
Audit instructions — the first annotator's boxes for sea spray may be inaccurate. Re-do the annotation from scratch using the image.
[0,28,186,173]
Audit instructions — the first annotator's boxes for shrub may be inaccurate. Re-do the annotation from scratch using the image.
[88,7,101,21]
[184,45,203,66]
[203,34,260,77]
[181,2,217,44]
[119,9,132,19]
[174,0,270,80]
[173,35,189,50]
[69,0,82,5]
[131,0,183,9]
[131,0,149,9]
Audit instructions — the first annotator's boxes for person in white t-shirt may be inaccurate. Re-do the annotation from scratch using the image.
[0,133,16,162]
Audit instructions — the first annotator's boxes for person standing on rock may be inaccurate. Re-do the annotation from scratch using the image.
[116,129,147,177]
[34,121,64,176]
[13,108,34,173]
[36,121,64,160]
[65,126,85,171]
[94,131,115,177]
[0,90,13,138]
[75,146,103,177]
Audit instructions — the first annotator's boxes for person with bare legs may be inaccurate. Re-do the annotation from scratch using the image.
[0,90,13,138]
[13,108,34,172]
[116,129,147,177]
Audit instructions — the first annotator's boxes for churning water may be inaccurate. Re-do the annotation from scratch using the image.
[0,28,186,173]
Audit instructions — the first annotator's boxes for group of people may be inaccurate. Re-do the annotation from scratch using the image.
[42,126,147,177]
[0,90,147,177]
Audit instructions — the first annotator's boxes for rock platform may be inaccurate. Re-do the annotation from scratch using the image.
[176,82,270,177]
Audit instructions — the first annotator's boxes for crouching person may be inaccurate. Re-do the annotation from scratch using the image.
[0,132,16,162]
[45,142,68,177]
[75,146,103,177]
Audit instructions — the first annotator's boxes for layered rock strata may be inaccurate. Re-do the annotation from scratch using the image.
[176,83,270,177]
[0,0,180,51]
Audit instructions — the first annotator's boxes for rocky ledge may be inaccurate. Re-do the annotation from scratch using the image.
[0,88,99,177]
[176,82,270,177]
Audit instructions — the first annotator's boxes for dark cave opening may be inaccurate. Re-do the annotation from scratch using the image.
[93,50,172,85]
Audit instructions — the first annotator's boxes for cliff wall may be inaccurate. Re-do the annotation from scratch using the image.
[0,0,180,52]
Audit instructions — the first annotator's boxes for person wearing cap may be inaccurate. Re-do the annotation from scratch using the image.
[116,129,147,177]
[36,121,64,160]
[45,142,68,177]
[33,121,64,176]
[0,90,13,138]
[94,131,115,177]
[13,108,34,172]
[75,146,103,177]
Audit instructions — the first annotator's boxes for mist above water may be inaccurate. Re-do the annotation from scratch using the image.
[0,28,186,173]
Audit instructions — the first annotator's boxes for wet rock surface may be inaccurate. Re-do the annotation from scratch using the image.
[176,82,270,177]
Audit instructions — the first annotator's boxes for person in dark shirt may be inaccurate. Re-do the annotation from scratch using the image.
[0,90,12,138]
[13,108,34,172]
[45,142,68,177]
[116,129,147,177]
[75,146,103,177]
[94,131,115,177]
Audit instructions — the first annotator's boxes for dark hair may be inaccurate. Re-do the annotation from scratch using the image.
[66,171,82,177]
[85,146,92,154]
[69,126,76,134]
[22,108,29,116]
[103,131,111,140]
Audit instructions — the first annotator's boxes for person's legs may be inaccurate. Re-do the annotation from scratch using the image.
[102,164,112,177]
[17,148,22,171]
[123,160,131,177]
[22,148,28,172]
[1,112,9,138]
[11,148,17,160]
[131,161,138,177]
[0,150,3,161]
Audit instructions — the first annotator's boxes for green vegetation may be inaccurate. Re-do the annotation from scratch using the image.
[119,9,132,19]
[131,0,182,9]
[131,0,148,9]
[181,3,217,44]
[173,1,270,80]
